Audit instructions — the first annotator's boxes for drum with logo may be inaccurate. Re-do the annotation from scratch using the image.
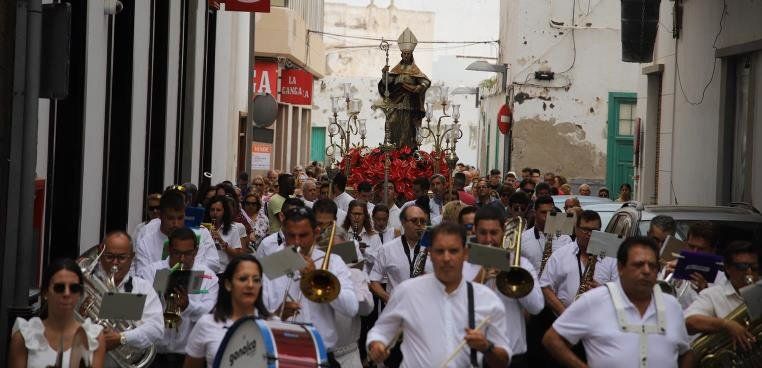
[213,317,328,368]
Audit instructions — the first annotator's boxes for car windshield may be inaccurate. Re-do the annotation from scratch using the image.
[638,220,762,250]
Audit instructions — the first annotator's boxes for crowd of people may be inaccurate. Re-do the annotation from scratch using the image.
[7,163,759,368]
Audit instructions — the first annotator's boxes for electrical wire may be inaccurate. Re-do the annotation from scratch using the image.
[559,0,577,74]
[309,29,499,45]
[674,0,727,106]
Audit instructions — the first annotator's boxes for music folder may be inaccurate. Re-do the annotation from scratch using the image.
[660,236,687,262]
[545,212,576,236]
[331,241,360,265]
[741,281,762,320]
[467,241,512,272]
[672,250,723,283]
[153,269,204,296]
[587,231,623,258]
[260,246,308,280]
[98,292,146,320]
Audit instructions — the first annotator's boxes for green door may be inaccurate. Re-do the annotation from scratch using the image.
[310,127,326,163]
[606,92,637,196]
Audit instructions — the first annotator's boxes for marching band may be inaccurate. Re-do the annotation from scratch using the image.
[8,174,762,368]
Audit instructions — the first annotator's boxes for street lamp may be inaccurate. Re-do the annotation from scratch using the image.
[325,84,367,177]
[465,60,512,173]
[419,86,463,174]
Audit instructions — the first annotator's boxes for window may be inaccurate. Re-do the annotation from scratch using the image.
[731,55,754,203]
[618,102,636,136]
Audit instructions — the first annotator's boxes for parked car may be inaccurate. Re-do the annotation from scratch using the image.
[552,195,613,209]
[604,202,762,251]
[551,195,618,228]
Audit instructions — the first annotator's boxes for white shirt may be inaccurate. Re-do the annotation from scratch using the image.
[334,268,375,350]
[369,236,432,294]
[478,256,545,355]
[367,274,512,368]
[334,191,355,213]
[375,227,398,245]
[185,314,233,368]
[684,277,744,319]
[267,248,359,350]
[539,241,619,308]
[12,317,103,368]
[553,280,691,368]
[388,205,402,231]
[345,226,382,272]
[138,259,219,354]
[134,219,220,274]
[92,265,164,351]
[255,230,285,259]
[521,227,573,272]
[401,197,442,219]
[214,222,243,271]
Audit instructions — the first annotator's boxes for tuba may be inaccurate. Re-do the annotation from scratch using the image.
[691,275,762,367]
[495,216,535,298]
[299,221,342,303]
[76,246,156,368]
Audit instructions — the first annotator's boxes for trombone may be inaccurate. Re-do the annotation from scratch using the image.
[299,221,342,303]
[495,216,535,298]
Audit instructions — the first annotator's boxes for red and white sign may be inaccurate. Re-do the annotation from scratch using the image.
[225,0,271,13]
[280,69,313,106]
[251,143,272,170]
[253,61,278,96]
[497,104,512,134]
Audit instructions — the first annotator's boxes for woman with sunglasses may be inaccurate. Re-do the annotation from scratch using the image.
[241,193,269,247]
[206,196,247,271]
[9,258,106,368]
[184,254,270,368]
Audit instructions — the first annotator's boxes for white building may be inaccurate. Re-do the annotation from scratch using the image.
[480,0,640,191]
[634,0,762,208]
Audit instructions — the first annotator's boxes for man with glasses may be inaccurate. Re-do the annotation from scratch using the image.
[521,196,573,272]
[140,227,218,367]
[135,188,219,274]
[256,197,307,259]
[133,193,162,239]
[370,205,430,303]
[475,179,497,208]
[95,231,163,367]
[489,184,517,219]
[458,206,477,237]
[685,240,759,351]
[540,210,619,316]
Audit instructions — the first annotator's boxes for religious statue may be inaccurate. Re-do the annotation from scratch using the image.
[378,28,431,150]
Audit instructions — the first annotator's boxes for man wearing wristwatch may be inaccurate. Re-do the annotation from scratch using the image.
[367,222,512,367]
[95,231,164,368]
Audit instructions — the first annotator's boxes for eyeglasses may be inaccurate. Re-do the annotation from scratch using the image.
[148,206,160,212]
[52,283,83,294]
[576,227,599,235]
[406,218,427,226]
[103,252,132,263]
[166,185,186,192]
[522,188,534,194]
[464,223,474,230]
[730,262,759,272]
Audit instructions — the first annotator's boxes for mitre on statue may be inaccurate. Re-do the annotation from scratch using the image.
[397,27,418,52]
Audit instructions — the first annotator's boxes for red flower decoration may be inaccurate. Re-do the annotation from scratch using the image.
[338,146,450,200]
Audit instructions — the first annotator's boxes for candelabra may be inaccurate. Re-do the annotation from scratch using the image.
[325,82,367,177]
[418,85,463,174]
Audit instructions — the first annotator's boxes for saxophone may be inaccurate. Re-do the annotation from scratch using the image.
[691,275,762,367]
[76,246,157,368]
[410,230,428,278]
[538,233,555,277]
[574,255,599,300]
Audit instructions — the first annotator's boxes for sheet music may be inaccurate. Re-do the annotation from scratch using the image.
[260,246,308,279]
[741,281,762,320]
[545,212,576,236]
[467,242,512,272]
[587,231,623,258]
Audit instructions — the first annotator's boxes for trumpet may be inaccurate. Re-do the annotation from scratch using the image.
[495,216,535,298]
[163,263,184,330]
[656,272,691,298]
[299,221,341,303]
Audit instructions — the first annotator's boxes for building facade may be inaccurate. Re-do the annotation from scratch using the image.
[480,0,640,191]
[634,0,762,208]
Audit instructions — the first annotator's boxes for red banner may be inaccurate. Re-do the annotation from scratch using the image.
[225,0,270,12]
[253,61,278,96]
[280,68,313,106]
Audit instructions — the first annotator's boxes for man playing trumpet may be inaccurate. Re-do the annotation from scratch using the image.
[473,207,544,368]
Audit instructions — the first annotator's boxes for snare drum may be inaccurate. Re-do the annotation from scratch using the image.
[213,317,328,368]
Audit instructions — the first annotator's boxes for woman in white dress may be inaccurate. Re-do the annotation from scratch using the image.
[206,195,247,271]
[8,258,106,368]
[183,254,270,368]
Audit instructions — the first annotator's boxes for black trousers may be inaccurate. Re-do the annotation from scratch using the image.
[526,307,586,367]
[151,353,185,368]
[326,352,342,368]
[509,353,528,368]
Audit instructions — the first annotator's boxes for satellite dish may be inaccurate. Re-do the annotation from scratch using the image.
[251,93,278,128]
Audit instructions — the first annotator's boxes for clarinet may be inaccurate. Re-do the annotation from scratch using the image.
[410,232,427,277]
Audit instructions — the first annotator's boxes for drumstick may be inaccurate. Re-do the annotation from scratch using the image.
[439,315,492,368]
[365,329,403,367]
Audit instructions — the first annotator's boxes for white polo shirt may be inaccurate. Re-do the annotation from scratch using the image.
[369,236,432,294]
[684,278,744,319]
[134,219,221,275]
[367,274,512,368]
[334,191,355,213]
[553,280,691,368]
[539,241,619,308]
[521,227,573,272]
[255,230,285,259]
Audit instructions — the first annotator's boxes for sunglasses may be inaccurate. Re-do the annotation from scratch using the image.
[730,262,759,272]
[464,223,474,230]
[148,206,160,212]
[52,283,83,294]
[522,188,534,194]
